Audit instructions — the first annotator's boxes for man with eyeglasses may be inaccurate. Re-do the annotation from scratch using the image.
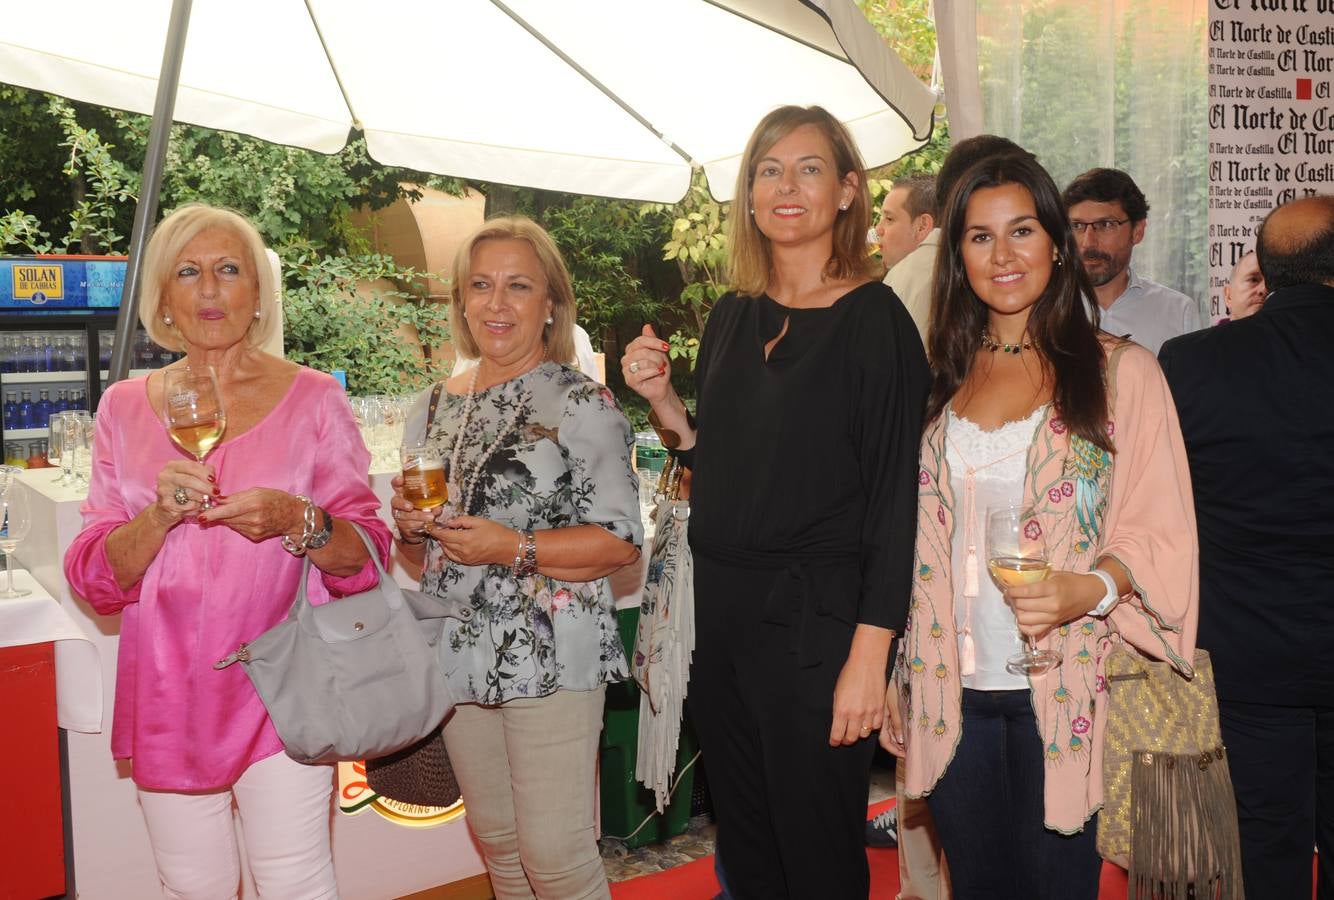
[1064,168,1204,355]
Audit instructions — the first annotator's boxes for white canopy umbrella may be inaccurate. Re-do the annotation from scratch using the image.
[0,0,934,203]
[0,0,935,379]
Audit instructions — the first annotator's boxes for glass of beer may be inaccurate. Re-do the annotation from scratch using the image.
[400,443,449,510]
[163,365,227,508]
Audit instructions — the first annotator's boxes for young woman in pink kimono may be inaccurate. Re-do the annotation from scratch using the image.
[878,153,1198,899]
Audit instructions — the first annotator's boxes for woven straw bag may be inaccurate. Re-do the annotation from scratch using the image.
[365,724,461,808]
[1098,646,1243,899]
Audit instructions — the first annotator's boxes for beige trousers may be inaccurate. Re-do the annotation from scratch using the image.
[897,761,952,900]
[444,687,611,900]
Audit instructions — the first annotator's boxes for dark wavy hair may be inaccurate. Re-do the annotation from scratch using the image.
[1062,167,1149,223]
[926,154,1113,452]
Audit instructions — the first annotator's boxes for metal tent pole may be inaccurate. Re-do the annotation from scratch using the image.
[106,0,193,386]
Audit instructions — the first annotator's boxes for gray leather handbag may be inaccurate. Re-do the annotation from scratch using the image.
[215,522,469,765]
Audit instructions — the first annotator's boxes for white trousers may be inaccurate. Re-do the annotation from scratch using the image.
[444,687,610,900]
[137,750,338,900]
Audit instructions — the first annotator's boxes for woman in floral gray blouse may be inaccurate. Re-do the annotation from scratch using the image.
[391,216,642,899]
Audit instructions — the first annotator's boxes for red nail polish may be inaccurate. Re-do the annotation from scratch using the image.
[208,474,216,483]
[660,364,668,373]
[213,487,222,496]
[660,342,670,351]
[197,516,208,524]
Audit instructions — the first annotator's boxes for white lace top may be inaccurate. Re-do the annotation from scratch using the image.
[944,405,1048,690]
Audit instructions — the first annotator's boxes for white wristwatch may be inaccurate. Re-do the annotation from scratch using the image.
[1089,568,1120,618]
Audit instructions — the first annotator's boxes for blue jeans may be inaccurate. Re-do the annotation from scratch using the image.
[925,689,1100,900]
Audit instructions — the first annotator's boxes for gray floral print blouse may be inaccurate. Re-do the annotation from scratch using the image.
[404,361,642,705]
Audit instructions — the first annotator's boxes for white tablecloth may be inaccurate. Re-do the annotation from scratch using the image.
[0,568,102,733]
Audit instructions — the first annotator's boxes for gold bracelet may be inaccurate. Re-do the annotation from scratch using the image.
[648,408,694,450]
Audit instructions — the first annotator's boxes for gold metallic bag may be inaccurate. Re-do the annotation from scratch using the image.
[1098,646,1243,899]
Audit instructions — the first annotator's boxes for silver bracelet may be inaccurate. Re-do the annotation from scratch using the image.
[397,527,427,546]
[510,529,537,577]
[281,494,318,556]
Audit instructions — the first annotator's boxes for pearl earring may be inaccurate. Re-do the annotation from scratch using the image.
[162,314,173,326]
[749,208,755,216]
[839,203,849,211]
[545,316,554,325]
[253,309,261,320]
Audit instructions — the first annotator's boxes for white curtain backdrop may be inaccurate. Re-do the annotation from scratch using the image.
[938,0,1208,307]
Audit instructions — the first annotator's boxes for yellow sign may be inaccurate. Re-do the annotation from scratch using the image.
[13,265,63,303]
[337,761,466,829]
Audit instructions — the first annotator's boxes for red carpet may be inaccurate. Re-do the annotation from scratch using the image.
[610,798,1319,899]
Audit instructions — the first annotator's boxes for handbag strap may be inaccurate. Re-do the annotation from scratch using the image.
[292,521,401,621]
[424,381,445,434]
[213,523,403,669]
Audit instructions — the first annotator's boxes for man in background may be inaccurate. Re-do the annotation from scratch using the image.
[1158,195,1334,898]
[878,175,939,341]
[1222,250,1267,322]
[1064,168,1203,354]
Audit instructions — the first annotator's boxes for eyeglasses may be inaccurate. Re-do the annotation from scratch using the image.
[1069,218,1130,234]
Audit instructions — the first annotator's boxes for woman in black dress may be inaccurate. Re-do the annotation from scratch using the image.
[621,106,929,898]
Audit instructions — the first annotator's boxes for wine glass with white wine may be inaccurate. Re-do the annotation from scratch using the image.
[0,483,32,598]
[986,504,1062,676]
[163,366,227,508]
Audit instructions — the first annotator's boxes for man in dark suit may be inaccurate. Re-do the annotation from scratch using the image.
[1158,194,1334,899]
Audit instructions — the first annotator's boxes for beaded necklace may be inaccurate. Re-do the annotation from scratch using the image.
[448,364,527,515]
[980,330,1034,354]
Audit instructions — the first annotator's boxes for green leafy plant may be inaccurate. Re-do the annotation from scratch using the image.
[279,245,450,395]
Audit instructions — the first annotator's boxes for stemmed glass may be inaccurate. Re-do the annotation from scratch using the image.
[69,411,94,491]
[985,504,1062,676]
[0,484,32,598]
[47,412,67,484]
[0,464,20,497]
[163,366,227,508]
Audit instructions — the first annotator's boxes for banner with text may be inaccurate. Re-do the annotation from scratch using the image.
[1207,2,1334,319]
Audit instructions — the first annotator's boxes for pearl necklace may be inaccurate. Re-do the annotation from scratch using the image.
[980,330,1034,354]
[449,365,527,516]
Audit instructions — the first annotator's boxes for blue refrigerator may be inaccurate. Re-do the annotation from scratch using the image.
[0,255,177,464]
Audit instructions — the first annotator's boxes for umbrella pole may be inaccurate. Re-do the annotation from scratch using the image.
[106,0,193,387]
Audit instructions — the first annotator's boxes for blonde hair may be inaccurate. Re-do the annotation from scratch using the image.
[449,216,577,366]
[727,106,874,297]
[139,204,277,352]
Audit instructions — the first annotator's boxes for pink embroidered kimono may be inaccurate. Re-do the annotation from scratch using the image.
[894,339,1199,833]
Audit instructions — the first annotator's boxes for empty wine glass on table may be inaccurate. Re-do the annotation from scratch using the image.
[47,413,66,483]
[0,483,32,598]
[70,412,94,491]
[55,412,78,486]
[163,366,227,508]
[985,504,1062,676]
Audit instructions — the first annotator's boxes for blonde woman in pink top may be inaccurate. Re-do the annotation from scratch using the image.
[878,155,1198,899]
[65,204,391,899]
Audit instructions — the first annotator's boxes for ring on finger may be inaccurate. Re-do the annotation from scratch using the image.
[173,487,190,506]
[392,508,403,518]
[629,361,641,374]
[860,724,873,733]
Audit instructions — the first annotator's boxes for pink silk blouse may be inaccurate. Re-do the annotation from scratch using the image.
[894,339,1200,833]
[64,368,391,791]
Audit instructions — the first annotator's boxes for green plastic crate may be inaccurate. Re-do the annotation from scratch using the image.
[600,606,698,849]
